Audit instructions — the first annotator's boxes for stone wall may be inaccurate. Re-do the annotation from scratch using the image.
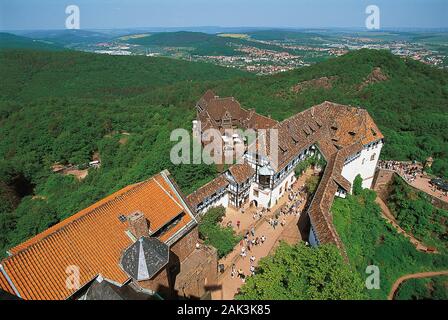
[138,226,218,299]
[373,168,448,210]
[372,168,395,201]
[171,226,199,263]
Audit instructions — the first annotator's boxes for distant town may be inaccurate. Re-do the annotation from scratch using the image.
[77,30,448,74]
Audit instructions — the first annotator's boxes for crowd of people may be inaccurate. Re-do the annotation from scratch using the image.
[229,184,307,283]
[378,160,423,183]
[231,226,267,283]
[379,160,448,199]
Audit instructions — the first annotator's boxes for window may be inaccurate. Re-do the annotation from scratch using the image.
[253,190,259,197]
[362,158,365,165]
[371,153,376,161]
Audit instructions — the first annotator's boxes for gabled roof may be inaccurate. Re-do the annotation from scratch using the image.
[227,162,255,185]
[196,91,278,131]
[206,97,245,121]
[187,175,229,210]
[258,101,383,172]
[0,269,15,296]
[0,171,196,300]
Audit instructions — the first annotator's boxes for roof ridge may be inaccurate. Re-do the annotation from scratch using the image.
[7,179,152,256]
[152,176,183,211]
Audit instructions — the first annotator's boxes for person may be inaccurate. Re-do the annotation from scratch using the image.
[250,256,256,264]
[251,226,255,237]
[250,265,255,276]
[281,218,286,227]
[236,220,241,229]
[241,246,246,257]
[261,235,266,244]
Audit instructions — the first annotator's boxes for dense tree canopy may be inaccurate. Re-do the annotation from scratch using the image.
[198,206,241,258]
[395,276,448,300]
[387,175,448,251]
[332,187,448,299]
[0,48,446,261]
[236,243,365,300]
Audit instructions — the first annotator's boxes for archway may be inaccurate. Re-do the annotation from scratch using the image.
[250,200,258,207]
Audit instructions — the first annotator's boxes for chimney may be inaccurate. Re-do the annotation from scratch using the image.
[127,211,149,239]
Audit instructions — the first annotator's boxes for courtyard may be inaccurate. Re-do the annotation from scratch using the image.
[210,168,315,299]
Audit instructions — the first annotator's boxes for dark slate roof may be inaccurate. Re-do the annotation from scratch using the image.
[120,237,169,281]
[85,277,157,300]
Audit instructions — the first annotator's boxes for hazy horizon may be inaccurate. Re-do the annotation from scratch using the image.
[0,0,447,31]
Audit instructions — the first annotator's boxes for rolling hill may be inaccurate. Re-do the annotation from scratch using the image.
[124,31,293,56]
[0,48,447,259]
[0,32,64,51]
[0,49,251,101]
[21,29,114,46]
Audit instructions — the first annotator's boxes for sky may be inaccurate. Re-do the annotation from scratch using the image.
[0,0,447,31]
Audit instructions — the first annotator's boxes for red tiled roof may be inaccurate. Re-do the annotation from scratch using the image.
[1,171,196,300]
[228,162,255,185]
[196,91,278,132]
[186,175,229,209]
[246,101,384,251]
[0,270,15,295]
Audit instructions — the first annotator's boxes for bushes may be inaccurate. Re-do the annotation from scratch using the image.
[304,176,320,194]
[198,206,241,258]
[332,188,448,299]
[387,175,448,251]
[294,153,326,177]
[236,242,366,300]
[395,276,448,300]
[352,174,363,196]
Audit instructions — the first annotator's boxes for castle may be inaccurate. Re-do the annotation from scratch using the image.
[0,171,217,300]
[188,90,383,250]
[0,91,383,299]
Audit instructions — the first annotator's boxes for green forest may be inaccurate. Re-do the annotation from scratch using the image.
[198,206,241,258]
[124,31,301,56]
[387,175,448,251]
[0,47,447,260]
[332,186,448,299]
[236,242,365,300]
[395,276,448,300]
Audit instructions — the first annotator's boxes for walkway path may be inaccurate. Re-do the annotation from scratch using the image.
[211,170,313,300]
[410,175,448,203]
[375,197,437,253]
[388,270,448,300]
[378,165,448,204]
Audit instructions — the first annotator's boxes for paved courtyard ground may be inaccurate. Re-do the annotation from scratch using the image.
[211,169,313,300]
[409,175,448,203]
